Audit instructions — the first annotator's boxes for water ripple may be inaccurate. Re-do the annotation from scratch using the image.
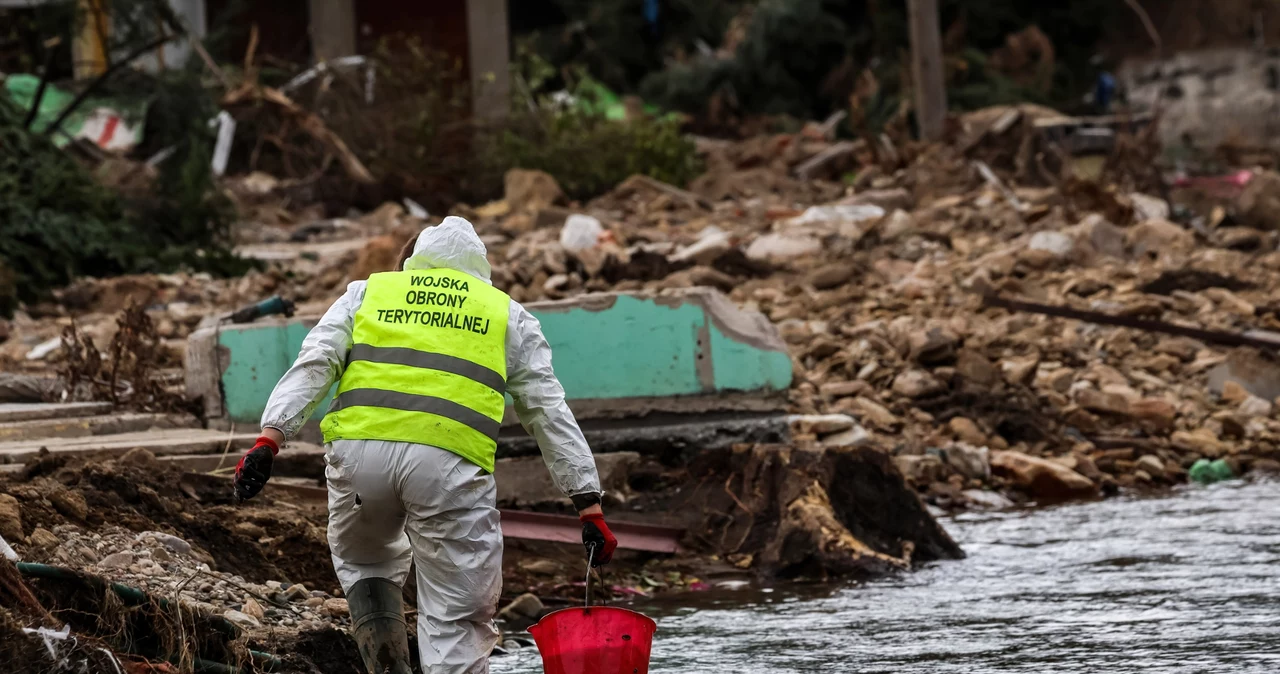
[494,479,1280,673]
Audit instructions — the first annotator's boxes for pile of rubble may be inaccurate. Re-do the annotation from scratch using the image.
[7,105,1280,512]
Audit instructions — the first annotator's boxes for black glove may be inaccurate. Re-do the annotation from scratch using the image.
[233,437,278,501]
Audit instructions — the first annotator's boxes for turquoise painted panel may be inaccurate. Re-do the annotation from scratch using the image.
[707,323,793,393]
[216,294,791,424]
[219,322,317,422]
[532,295,707,400]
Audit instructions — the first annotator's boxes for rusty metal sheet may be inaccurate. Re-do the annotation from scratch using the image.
[499,510,684,554]
[187,473,684,553]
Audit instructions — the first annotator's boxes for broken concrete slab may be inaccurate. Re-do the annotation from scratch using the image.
[0,413,198,442]
[190,287,794,429]
[1207,349,1280,403]
[0,402,113,424]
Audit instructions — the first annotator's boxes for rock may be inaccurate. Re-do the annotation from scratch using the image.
[892,370,944,398]
[1239,396,1273,418]
[1077,214,1127,258]
[955,349,999,386]
[877,209,916,241]
[1171,429,1227,458]
[1128,398,1177,430]
[745,233,822,262]
[26,528,58,549]
[361,202,407,231]
[138,532,192,556]
[118,447,157,466]
[223,610,261,629]
[99,555,134,570]
[962,489,1014,509]
[821,425,873,448]
[991,450,1097,498]
[806,263,856,290]
[819,380,869,398]
[1135,454,1165,477]
[948,417,987,447]
[1027,231,1075,259]
[531,206,574,231]
[1236,170,1280,230]
[1218,227,1263,250]
[944,443,991,480]
[1129,192,1170,222]
[1221,380,1250,404]
[1126,219,1194,260]
[518,559,562,576]
[322,598,349,617]
[908,327,959,365]
[894,454,947,486]
[1001,355,1039,386]
[233,522,267,540]
[791,414,856,436]
[304,597,325,608]
[1251,458,1280,474]
[48,489,88,520]
[1075,388,1130,416]
[1208,350,1280,403]
[0,494,22,543]
[497,593,545,631]
[504,169,563,212]
[241,597,265,621]
[848,188,912,212]
[848,397,901,430]
[284,584,310,601]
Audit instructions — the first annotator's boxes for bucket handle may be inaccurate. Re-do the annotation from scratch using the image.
[585,543,596,608]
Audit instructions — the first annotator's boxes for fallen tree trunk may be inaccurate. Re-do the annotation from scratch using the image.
[687,444,963,580]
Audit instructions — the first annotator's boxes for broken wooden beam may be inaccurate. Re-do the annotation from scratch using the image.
[983,294,1280,351]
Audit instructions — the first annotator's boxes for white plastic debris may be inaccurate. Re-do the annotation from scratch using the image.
[785,204,885,228]
[25,336,62,361]
[559,214,606,252]
[0,533,18,561]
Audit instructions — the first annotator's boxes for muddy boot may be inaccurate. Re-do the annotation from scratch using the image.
[347,577,413,674]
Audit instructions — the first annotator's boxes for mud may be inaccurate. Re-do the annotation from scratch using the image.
[8,453,334,591]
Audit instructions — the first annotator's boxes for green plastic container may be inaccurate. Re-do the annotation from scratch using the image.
[1189,458,1235,485]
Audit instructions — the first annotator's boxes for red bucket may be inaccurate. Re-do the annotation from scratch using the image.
[528,606,657,674]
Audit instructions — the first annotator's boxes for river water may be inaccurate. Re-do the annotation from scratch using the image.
[493,478,1280,673]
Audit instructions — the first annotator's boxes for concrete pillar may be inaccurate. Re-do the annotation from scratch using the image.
[309,0,357,61]
[466,0,510,121]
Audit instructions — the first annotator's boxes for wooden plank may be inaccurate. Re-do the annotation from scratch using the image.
[0,402,112,424]
[0,430,259,464]
[907,0,947,141]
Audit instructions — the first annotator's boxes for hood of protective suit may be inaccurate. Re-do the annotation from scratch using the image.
[402,216,492,284]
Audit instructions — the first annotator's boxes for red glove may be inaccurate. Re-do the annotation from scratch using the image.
[580,512,617,567]
[233,436,278,502]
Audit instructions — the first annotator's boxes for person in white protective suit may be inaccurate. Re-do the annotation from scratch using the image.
[230,217,618,674]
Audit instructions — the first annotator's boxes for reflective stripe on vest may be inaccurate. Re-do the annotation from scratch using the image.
[319,269,510,471]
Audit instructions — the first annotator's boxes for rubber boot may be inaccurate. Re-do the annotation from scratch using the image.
[347,577,413,674]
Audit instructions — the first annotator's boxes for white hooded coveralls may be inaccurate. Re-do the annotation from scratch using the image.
[260,217,602,673]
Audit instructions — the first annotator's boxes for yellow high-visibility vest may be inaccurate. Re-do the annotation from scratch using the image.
[320,268,510,471]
